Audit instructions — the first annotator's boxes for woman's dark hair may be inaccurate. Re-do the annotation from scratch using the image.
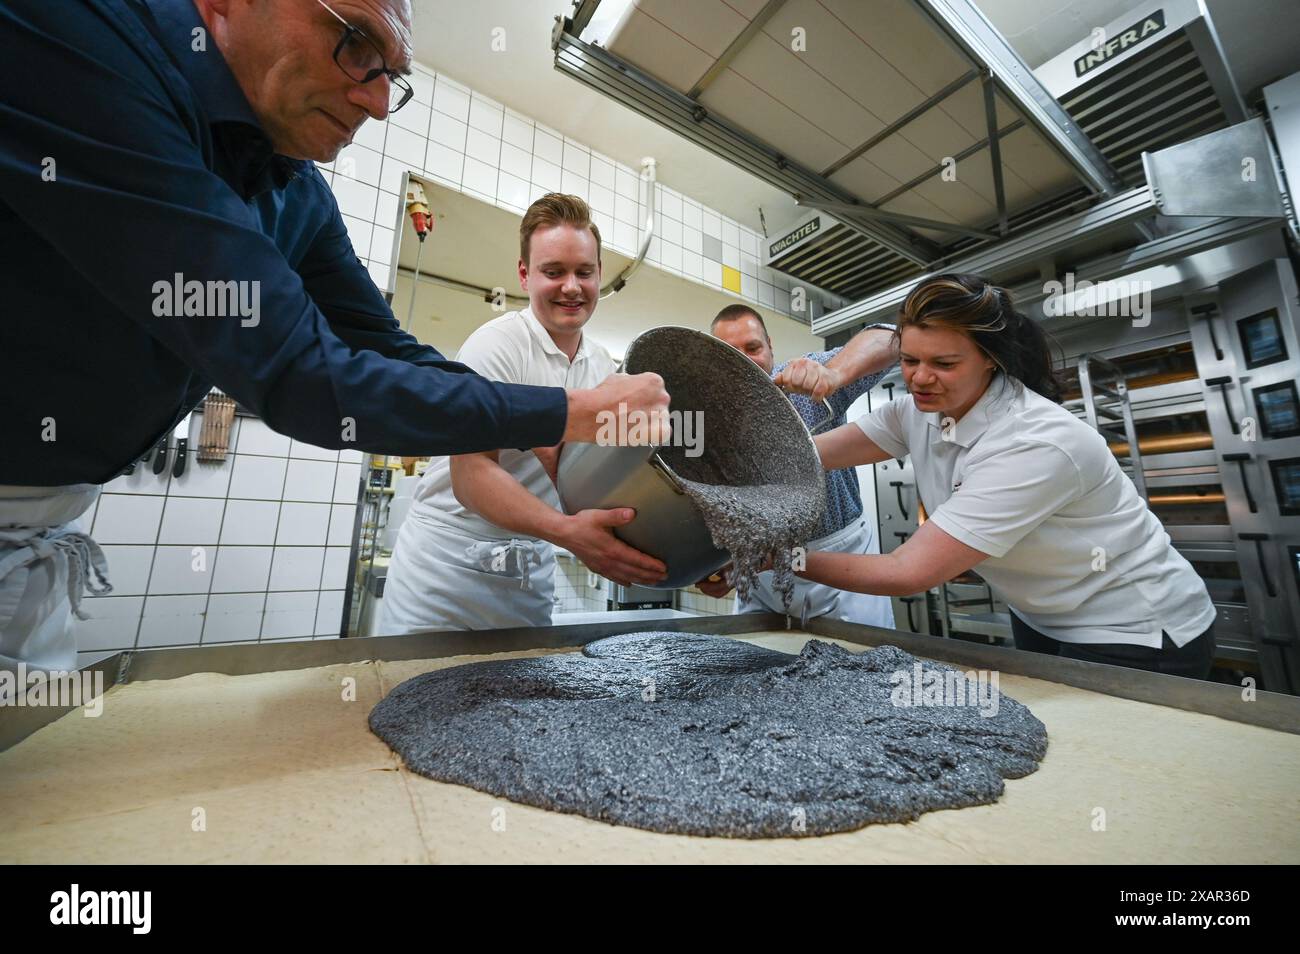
[896,273,1063,403]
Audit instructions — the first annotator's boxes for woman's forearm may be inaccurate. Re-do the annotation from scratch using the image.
[814,423,893,470]
[798,522,988,597]
[798,550,919,596]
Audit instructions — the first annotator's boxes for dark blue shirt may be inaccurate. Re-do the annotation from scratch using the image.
[0,0,568,487]
[773,328,893,539]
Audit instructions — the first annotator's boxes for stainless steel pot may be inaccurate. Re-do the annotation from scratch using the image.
[556,326,823,589]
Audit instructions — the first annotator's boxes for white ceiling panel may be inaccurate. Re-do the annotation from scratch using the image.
[817,0,975,90]
[894,175,998,230]
[603,0,1092,231]
[695,68,857,170]
[633,0,763,69]
[994,125,1079,197]
[610,6,721,95]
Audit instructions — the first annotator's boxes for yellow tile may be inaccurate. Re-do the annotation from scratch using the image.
[722,265,741,292]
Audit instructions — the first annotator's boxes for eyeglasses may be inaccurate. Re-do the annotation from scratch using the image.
[316,0,414,113]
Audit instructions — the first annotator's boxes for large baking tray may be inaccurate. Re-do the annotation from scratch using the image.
[2,613,1295,753]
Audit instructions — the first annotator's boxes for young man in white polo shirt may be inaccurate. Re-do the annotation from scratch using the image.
[380,194,668,635]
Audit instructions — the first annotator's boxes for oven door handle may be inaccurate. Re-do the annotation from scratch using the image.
[1205,376,1239,435]
[1238,532,1277,598]
[1222,452,1257,513]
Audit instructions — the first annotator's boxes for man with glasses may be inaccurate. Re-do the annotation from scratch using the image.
[0,0,669,674]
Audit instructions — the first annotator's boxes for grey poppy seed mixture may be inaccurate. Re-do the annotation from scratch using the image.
[369,631,1049,838]
[624,328,827,611]
[676,479,820,608]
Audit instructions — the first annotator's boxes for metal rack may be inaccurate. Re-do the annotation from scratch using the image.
[343,456,400,637]
[937,579,1008,641]
[1077,353,1149,499]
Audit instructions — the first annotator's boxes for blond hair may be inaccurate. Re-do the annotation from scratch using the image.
[519,193,602,264]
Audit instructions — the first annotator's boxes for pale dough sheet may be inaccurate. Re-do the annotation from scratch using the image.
[1,632,1297,863]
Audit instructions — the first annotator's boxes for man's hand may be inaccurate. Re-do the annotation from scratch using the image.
[558,508,668,586]
[563,372,671,445]
[532,443,562,486]
[774,357,843,402]
[695,565,735,599]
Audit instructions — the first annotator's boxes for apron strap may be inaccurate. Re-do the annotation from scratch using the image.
[0,527,113,623]
[463,539,545,591]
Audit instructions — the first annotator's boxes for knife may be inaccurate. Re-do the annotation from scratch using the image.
[172,412,193,478]
[149,429,170,475]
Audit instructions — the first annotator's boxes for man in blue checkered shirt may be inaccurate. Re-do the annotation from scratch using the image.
[703,305,897,627]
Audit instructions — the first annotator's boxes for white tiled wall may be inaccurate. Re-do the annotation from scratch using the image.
[676,587,735,617]
[553,555,607,613]
[551,555,735,617]
[316,62,843,319]
[75,413,363,668]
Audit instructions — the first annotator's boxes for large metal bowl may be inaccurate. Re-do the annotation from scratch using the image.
[556,326,823,589]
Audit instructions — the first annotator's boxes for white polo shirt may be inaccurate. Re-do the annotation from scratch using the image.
[856,374,1216,647]
[411,308,617,540]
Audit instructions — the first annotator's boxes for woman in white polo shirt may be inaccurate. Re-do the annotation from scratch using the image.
[798,273,1217,678]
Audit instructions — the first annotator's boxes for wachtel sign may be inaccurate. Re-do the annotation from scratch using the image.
[1074,10,1166,78]
[769,217,821,259]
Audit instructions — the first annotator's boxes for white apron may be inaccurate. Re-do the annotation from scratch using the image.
[378,504,556,636]
[736,516,895,629]
[0,484,111,686]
